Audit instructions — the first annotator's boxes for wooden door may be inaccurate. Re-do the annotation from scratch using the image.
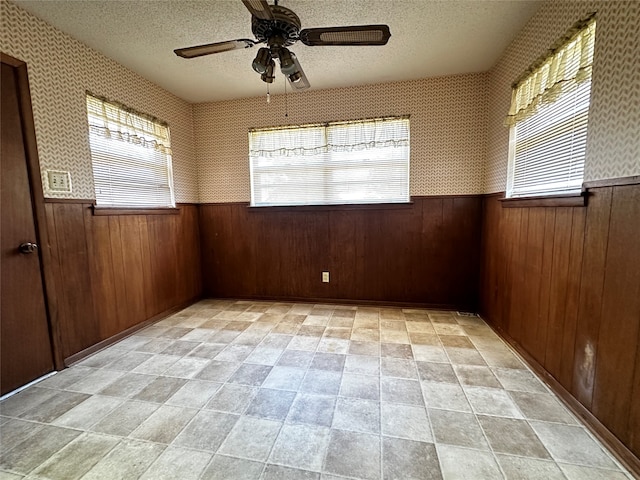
[1,55,54,395]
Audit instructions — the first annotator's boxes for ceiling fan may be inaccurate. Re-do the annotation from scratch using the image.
[174,0,391,91]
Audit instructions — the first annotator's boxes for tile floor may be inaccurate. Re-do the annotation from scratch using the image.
[0,300,634,479]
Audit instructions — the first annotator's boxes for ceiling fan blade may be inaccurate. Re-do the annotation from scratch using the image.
[241,0,274,21]
[174,39,256,59]
[287,52,310,90]
[299,25,391,46]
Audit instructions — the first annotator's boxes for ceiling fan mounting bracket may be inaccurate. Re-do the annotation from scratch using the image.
[251,5,301,47]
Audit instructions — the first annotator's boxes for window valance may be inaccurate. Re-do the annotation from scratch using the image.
[86,93,172,155]
[249,116,410,158]
[505,15,596,126]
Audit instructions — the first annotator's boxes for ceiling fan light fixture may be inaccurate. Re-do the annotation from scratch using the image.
[252,47,271,74]
[261,60,276,83]
[288,71,302,83]
[277,47,297,75]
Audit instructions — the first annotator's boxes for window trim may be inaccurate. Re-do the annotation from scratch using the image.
[499,192,586,208]
[92,206,180,216]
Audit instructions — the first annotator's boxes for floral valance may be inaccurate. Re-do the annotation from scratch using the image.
[249,116,410,158]
[505,14,596,126]
[86,93,172,155]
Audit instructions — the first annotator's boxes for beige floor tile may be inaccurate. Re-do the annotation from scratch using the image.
[19,390,89,423]
[496,455,566,480]
[530,422,618,470]
[324,429,380,480]
[2,300,632,480]
[218,416,281,461]
[30,432,119,480]
[52,395,123,430]
[421,381,471,412]
[90,400,159,436]
[81,438,164,479]
[429,408,488,450]
[0,425,80,475]
[381,402,432,442]
[165,379,222,408]
[509,391,577,424]
[172,410,238,451]
[1,388,58,418]
[200,454,264,480]
[139,446,212,480]
[332,397,380,434]
[464,386,523,418]
[383,437,441,480]
[437,444,502,479]
[477,415,551,458]
[130,405,197,444]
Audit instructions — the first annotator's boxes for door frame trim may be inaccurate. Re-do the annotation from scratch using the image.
[2,52,64,370]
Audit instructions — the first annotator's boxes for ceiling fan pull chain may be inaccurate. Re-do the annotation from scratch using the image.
[284,75,288,117]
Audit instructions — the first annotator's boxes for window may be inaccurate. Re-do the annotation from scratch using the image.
[249,116,409,207]
[505,16,596,198]
[86,93,175,208]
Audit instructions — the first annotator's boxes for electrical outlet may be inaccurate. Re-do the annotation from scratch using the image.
[47,170,72,192]
[322,271,330,283]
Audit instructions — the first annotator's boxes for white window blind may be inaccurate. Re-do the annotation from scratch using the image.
[506,17,595,198]
[86,94,175,208]
[249,116,410,207]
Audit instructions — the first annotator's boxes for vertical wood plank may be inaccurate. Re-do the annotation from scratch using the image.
[420,197,445,304]
[521,208,545,356]
[629,327,640,456]
[451,197,482,310]
[108,216,128,333]
[51,203,97,358]
[508,208,528,344]
[591,185,640,442]
[119,215,147,329]
[138,215,156,318]
[43,203,64,356]
[559,207,586,389]
[573,187,613,408]
[84,209,118,339]
[535,208,556,363]
[330,209,357,300]
[544,207,574,379]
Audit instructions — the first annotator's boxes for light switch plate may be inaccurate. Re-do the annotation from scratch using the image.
[47,170,72,192]
[322,271,330,283]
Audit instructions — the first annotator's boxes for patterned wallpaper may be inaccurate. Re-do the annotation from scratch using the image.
[4,0,635,202]
[0,1,198,202]
[486,0,640,193]
[194,74,489,202]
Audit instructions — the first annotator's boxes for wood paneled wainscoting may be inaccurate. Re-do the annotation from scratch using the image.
[479,179,640,473]
[199,196,482,310]
[43,201,202,363]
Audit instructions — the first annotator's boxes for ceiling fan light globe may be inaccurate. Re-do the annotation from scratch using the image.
[289,71,302,83]
[277,47,297,75]
[281,62,297,75]
[261,60,276,83]
[252,47,271,74]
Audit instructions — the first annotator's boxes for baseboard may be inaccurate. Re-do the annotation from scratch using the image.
[203,294,475,312]
[64,296,201,366]
[484,321,640,478]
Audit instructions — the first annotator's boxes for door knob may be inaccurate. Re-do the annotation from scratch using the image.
[18,242,39,254]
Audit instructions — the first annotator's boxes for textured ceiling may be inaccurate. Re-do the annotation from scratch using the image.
[13,0,542,103]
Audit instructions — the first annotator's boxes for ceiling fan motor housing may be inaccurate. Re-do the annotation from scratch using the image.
[251,5,301,47]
